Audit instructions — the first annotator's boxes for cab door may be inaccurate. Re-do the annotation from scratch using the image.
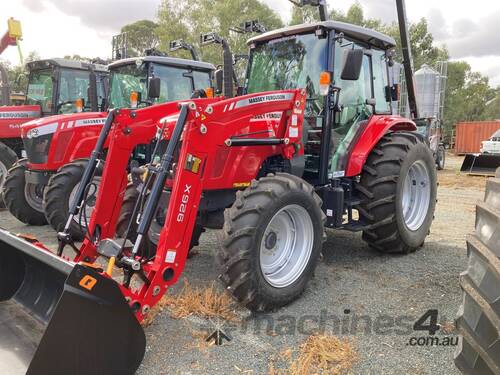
[329,43,391,178]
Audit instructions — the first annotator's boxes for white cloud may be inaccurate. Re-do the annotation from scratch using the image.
[2,0,500,88]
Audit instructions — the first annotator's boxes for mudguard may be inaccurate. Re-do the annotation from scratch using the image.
[345,115,416,177]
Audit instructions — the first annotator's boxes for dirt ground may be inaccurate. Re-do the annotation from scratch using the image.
[0,153,486,374]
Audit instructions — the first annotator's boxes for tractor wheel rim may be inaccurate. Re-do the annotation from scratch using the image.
[0,161,7,192]
[24,183,44,213]
[402,160,431,231]
[259,204,314,288]
[69,177,101,228]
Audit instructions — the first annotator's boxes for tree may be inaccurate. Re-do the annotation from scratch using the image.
[442,61,498,136]
[2,51,40,94]
[330,2,382,30]
[290,5,321,25]
[156,0,283,67]
[120,20,160,57]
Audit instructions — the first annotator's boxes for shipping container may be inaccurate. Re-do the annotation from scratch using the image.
[455,121,500,154]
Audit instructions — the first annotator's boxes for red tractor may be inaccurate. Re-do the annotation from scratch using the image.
[0,1,437,373]
[0,58,108,206]
[2,55,214,235]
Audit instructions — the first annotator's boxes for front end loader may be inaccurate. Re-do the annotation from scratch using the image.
[0,89,307,374]
[0,0,438,372]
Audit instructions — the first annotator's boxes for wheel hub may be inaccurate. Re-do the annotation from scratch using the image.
[402,160,431,231]
[24,183,45,213]
[264,231,278,250]
[259,204,314,288]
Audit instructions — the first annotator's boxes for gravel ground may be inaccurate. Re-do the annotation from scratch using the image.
[0,153,486,374]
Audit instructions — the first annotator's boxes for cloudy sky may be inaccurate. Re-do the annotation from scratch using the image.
[2,0,500,86]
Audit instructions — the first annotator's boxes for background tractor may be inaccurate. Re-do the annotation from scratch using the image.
[0,58,108,205]
[2,54,214,238]
[0,0,438,373]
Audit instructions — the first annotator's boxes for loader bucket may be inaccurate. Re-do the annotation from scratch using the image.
[460,153,500,176]
[0,229,146,375]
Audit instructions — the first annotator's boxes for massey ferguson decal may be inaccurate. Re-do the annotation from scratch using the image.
[0,110,40,119]
[224,93,294,112]
[250,112,283,122]
[74,118,106,127]
[26,118,106,138]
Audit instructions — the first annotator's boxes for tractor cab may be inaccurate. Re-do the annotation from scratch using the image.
[26,58,108,116]
[108,56,214,110]
[246,21,399,185]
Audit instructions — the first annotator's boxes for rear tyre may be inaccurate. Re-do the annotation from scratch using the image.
[0,142,18,209]
[219,173,325,312]
[3,159,47,225]
[454,175,500,375]
[43,159,101,241]
[436,145,445,170]
[116,183,204,259]
[356,131,437,254]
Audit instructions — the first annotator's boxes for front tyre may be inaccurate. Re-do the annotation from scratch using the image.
[0,142,18,209]
[219,173,325,312]
[3,159,47,225]
[43,159,101,241]
[356,131,437,254]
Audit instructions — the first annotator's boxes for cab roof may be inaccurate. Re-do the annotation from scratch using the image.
[248,20,396,50]
[26,58,108,72]
[108,56,215,72]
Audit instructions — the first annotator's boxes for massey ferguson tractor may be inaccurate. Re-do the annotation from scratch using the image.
[0,0,437,373]
[0,58,108,203]
[2,55,214,236]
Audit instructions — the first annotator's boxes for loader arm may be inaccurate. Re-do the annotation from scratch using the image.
[0,89,306,374]
[74,90,307,266]
[66,88,307,320]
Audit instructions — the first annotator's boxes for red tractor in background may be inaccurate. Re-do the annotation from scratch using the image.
[3,54,214,235]
[0,58,108,207]
[0,0,438,373]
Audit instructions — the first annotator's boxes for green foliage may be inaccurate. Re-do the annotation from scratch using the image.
[290,5,321,25]
[443,61,499,134]
[1,51,40,94]
[121,20,160,57]
[155,0,283,67]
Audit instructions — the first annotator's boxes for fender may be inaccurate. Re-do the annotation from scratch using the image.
[345,115,416,177]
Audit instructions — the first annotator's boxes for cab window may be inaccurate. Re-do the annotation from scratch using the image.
[26,69,54,114]
[58,69,91,114]
[372,49,390,113]
[193,70,212,91]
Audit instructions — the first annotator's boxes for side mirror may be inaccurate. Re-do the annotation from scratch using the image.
[385,84,400,102]
[341,49,364,81]
[214,69,223,95]
[147,77,161,99]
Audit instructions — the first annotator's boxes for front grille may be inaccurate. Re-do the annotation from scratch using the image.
[23,134,53,164]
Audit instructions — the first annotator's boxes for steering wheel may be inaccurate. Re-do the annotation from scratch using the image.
[190,89,207,99]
